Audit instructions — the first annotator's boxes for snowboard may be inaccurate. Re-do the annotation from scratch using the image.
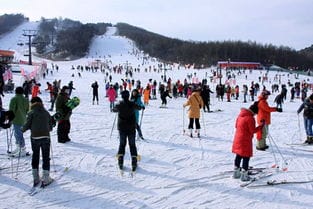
[52,97,80,122]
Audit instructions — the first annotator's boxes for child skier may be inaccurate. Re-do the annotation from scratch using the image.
[232,102,264,181]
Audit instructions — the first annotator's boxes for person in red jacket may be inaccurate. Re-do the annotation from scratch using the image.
[232,102,263,181]
[256,90,282,151]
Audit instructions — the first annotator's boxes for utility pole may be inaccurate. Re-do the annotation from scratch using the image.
[22,29,37,65]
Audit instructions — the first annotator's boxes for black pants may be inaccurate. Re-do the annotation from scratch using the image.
[93,93,99,102]
[234,154,250,171]
[136,123,143,137]
[188,118,200,129]
[57,120,71,143]
[118,130,137,157]
[31,138,50,170]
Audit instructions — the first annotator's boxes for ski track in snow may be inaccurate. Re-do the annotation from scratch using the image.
[1,22,313,208]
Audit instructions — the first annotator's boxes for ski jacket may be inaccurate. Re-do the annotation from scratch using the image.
[9,94,29,125]
[113,100,141,131]
[297,98,313,118]
[22,103,53,138]
[55,92,72,120]
[232,108,262,157]
[257,96,277,125]
[184,91,204,119]
[131,95,144,123]
[31,85,40,98]
[107,87,117,102]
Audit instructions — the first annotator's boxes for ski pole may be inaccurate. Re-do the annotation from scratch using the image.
[297,114,302,142]
[109,113,117,140]
[183,106,185,134]
[139,109,144,128]
[15,145,22,179]
[50,140,56,173]
[201,110,207,136]
[6,129,10,154]
[268,132,288,171]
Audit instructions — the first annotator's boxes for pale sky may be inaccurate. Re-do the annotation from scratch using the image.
[1,0,313,50]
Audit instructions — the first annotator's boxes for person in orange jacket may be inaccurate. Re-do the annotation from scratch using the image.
[143,85,150,105]
[31,83,41,99]
[256,90,282,150]
[232,101,264,181]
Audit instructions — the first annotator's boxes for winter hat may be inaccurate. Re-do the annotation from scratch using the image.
[61,86,69,92]
[249,101,259,114]
[30,96,43,104]
[261,90,271,97]
[121,90,130,100]
[15,86,24,94]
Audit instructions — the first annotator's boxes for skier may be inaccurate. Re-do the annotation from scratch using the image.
[113,90,143,171]
[68,81,75,96]
[297,93,313,144]
[107,84,117,112]
[160,89,172,107]
[256,90,282,151]
[55,86,72,143]
[183,87,204,137]
[9,87,29,156]
[232,102,264,181]
[21,97,54,187]
[91,81,99,105]
[130,89,145,139]
[274,93,284,110]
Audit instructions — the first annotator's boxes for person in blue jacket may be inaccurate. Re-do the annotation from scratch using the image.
[130,89,145,139]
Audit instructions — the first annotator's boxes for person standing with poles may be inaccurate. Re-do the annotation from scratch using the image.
[113,90,143,172]
[91,81,99,105]
[9,87,29,157]
[183,87,204,137]
[21,97,54,187]
[256,90,282,151]
[130,89,145,139]
[297,93,313,144]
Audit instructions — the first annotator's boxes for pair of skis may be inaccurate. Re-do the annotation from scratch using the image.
[28,167,69,196]
[247,179,313,188]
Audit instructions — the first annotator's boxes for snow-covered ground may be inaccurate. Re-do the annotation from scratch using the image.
[1,22,313,209]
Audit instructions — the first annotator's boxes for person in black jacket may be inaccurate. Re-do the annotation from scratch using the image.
[297,93,313,144]
[0,110,14,129]
[113,90,143,171]
[91,81,99,105]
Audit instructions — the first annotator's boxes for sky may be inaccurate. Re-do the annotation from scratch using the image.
[1,0,313,50]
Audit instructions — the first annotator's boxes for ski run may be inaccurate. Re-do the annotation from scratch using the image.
[1,22,313,208]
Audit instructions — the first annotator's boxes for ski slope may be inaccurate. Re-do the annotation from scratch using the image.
[1,22,313,209]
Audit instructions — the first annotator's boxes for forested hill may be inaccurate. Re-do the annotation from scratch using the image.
[116,23,313,69]
[0,14,27,35]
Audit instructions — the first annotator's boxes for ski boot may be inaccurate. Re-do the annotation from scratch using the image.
[32,169,41,187]
[196,129,200,138]
[131,156,138,172]
[42,170,54,187]
[117,154,124,170]
[232,167,241,179]
[240,169,251,182]
[189,129,193,138]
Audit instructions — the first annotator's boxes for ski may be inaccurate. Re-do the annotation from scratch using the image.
[286,143,311,146]
[28,181,43,196]
[240,172,273,187]
[248,179,313,188]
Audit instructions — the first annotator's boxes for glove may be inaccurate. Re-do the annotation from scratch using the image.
[260,119,265,126]
[142,106,145,110]
[276,108,283,112]
[2,123,11,129]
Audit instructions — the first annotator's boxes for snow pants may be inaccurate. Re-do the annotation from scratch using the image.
[31,137,50,170]
[257,124,268,148]
[234,154,250,171]
[57,120,71,143]
[118,130,137,157]
[188,118,200,129]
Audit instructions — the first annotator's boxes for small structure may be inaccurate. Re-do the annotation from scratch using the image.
[217,61,261,69]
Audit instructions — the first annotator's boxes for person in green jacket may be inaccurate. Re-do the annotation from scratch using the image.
[55,86,72,143]
[9,86,29,156]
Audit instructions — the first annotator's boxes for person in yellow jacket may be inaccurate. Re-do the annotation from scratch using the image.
[183,87,204,137]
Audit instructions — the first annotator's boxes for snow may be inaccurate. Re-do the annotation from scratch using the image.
[1,22,313,209]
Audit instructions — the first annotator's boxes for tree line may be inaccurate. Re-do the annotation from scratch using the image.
[0,14,27,35]
[34,18,112,59]
[116,23,313,70]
